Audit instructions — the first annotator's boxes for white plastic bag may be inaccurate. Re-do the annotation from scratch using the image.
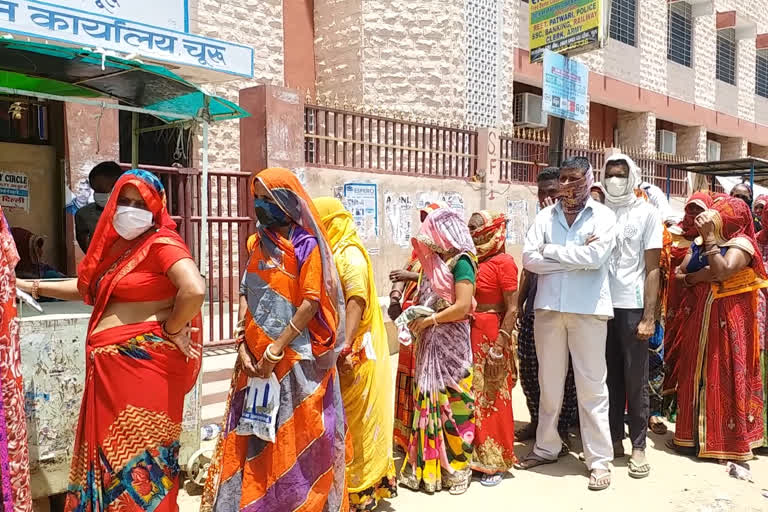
[236,374,280,442]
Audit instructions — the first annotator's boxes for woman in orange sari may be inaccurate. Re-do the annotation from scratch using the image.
[18,169,205,512]
[667,196,765,460]
[467,211,518,486]
[388,202,444,450]
[202,168,348,512]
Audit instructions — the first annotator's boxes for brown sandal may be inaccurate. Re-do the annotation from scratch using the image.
[514,452,557,470]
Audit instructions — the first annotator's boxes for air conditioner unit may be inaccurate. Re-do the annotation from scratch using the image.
[707,140,721,161]
[513,93,548,127]
[656,130,677,155]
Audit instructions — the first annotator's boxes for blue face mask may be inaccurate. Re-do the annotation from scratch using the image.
[254,198,290,227]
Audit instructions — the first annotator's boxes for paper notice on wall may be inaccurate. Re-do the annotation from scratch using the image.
[506,199,529,244]
[385,193,414,248]
[293,168,307,186]
[343,183,378,239]
[0,171,30,211]
[417,192,439,210]
[441,192,465,219]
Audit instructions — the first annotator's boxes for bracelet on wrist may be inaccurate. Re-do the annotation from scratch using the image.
[162,321,183,337]
[430,314,438,327]
[31,280,40,300]
[498,329,511,340]
[264,343,284,363]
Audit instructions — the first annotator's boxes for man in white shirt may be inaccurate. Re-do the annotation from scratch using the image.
[603,154,663,480]
[519,156,616,491]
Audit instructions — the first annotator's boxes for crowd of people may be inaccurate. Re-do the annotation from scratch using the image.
[1,157,767,511]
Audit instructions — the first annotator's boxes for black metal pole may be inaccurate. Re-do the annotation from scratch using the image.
[548,116,566,167]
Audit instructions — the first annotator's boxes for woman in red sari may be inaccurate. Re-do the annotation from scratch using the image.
[388,202,444,451]
[467,211,518,486]
[662,192,713,422]
[754,196,768,447]
[0,207,32,512]
[18,169,205,512]
[666,196,765,461]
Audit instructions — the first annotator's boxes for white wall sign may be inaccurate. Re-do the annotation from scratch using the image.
[0,170,30,211]
[0,0,254,78]
[53,0,187,31]
[343,182,378,239]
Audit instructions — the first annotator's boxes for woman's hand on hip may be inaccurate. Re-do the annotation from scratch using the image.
[165,325,199,359]
[238,343,259,377]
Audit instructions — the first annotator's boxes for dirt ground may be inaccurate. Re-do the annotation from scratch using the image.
[179,363,768,512]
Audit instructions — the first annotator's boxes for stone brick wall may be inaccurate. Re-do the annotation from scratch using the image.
[190,0,285,173]
[676,125,708,160]
[314,0,365,104]
[500,0,520,127]
[720,136,748,159]
[617,111,656,152]
[693,12,717,110]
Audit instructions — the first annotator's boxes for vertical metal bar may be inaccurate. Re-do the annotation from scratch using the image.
[131,112,139,167]
[666,163,671,200]
[750,160,755,191]
[201,118,211,342]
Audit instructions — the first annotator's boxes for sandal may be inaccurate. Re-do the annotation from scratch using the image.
[559,442,570,458]
[480,473,504,487]
[449,479,469,495]
[588,469,611,491]
[628,458,650,479]
[649,417,668,435]
[514,452,557,470]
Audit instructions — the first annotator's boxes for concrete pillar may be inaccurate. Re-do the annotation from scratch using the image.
[721,136,748,159]
[477,128,500,209]
[675,125,707,161]
[617,111,656,153]
[239,85,305,173]
[63,103,119,273]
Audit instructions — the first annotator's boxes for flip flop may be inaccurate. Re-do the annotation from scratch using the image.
[588,469,611,491]
[514,453,557,470]
[449,480,469,495]
[480,473,504,487]
[628,459,650,479]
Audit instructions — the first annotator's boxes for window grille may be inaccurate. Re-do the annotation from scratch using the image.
[609,0,636,46]
[667,1,692,67]
[465,0,500,128]
[716,28,737,85]
[756,49,768,98]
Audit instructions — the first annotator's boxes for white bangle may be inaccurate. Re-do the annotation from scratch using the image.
[264,343,284,362]
[430,314,438,327]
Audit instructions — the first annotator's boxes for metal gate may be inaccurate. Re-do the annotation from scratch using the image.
[125,164,255,346]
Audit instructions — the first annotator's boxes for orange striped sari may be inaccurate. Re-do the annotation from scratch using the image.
[202,168,349,512]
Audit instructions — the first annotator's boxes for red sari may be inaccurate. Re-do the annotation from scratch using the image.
[670,197,766,460]
[65,170,201,512]
[469,212,518,473]
[0,207,31,512]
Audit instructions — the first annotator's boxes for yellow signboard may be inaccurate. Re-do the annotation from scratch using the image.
[529,0,602,63]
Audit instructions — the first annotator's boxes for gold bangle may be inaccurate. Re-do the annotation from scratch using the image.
[264,343,284,362]
[31,280,40,300]
[498,329,511,340]
[288,320,302,335]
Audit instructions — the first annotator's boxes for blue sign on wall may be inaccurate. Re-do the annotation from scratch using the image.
[542,49,589,124]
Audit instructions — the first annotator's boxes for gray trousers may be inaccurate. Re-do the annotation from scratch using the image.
[606,308,649,450]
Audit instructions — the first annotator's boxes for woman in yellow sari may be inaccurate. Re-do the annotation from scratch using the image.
[314,197,396,511]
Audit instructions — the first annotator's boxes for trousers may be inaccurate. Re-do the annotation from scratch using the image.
[606,308,649,450]
[533,310,613,471]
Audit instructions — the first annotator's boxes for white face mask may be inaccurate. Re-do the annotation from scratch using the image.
[93,192,110,208]
[112,205,153,240]
[604,176,629,198]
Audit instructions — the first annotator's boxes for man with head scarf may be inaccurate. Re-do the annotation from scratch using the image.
[731,182,762,232]
[519,156,616,491]
[602,154,663,480]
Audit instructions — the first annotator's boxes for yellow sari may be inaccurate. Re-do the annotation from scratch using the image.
[314,197,396,510]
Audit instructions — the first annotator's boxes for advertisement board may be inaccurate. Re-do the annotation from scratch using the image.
[529,0,602,63]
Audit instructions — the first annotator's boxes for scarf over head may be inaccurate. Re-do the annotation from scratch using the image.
[558,164,594,215]
[672,191,714,240]
[758,197,768,245]
[707,196,766,277]
[313,197,383,354]
[249,168,346,362]
[10,227,44,277]
[469,210,507,262]
[603,153,642,210]
[77,169,185,332]
[412,208,477,304]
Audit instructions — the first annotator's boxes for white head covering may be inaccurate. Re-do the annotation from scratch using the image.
[603,153,642,210]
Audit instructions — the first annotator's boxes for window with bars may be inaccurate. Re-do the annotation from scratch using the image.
[667,1,692,67]
[757,49,768,98]
[610,0,636,46]
[716,28,737,85]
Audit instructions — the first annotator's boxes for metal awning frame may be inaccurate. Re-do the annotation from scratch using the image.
[665,158,768,199]
[0,85,212,277]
